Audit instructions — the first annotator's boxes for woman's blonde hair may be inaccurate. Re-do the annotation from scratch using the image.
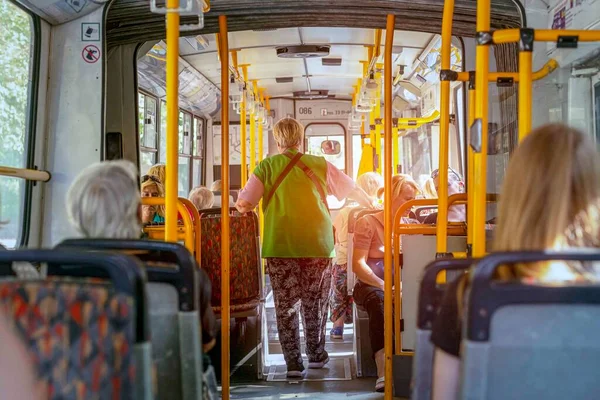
[189,186,215,210]
[356,172,384,198]
[141,178,166,218]
[423,178,437,199]
[147,164,166,185]
[377,174,421,201]
[273,117,303,149]
[67,160,142,239]
[493,123,600,279]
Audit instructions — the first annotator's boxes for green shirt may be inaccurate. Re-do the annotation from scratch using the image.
[253,149,333,258]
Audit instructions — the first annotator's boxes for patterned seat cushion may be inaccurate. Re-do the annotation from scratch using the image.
[0,280,136,400]
[200,214,260,308]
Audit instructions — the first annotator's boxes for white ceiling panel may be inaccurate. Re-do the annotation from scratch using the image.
[229,28,300,49]
[246,61,306,81]
[299,27,375,45]
[307,76,360,96]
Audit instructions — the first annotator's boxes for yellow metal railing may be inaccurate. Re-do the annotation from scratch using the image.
[218,15,231,400]
[165,0,180,243]
[141,197,198,262]
[383,14,395,400]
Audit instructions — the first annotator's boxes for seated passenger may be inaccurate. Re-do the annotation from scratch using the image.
[189,186,215,210]
[430,124,600,400]
[147,163,166,186]
[423,168,465,224]
[352,174,421,392]
[141,174,166,225]
[422,177,437,199]
[330,172,383,340]
[210,180,222,192]
[66,160,217,352]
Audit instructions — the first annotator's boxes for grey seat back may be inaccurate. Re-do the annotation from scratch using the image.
[56,239,203,400]
[411,258,472,400]
[461,250,600,400]
[402,235,466,350]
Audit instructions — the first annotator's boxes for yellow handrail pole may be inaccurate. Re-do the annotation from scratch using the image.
[249,81,257,173]
[164,0,180,242]
[436,0,455,259]
[518,31,533,141]
[375,66,383,173]
[493,28,600,44]
[240,65,249,185]
[218,15,231,400]
[467,75,476,254]
[392,125,399,174]
[454,59,558,83]
[258,88,265,162]
[472,0,490,258]
[383,14,395,400]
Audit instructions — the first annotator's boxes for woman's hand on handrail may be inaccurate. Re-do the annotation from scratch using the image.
[234,198,255,214]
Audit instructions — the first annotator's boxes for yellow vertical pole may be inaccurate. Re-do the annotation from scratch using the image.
[218,15,231,400]
[392,125,399,174]
[369,111,376,171]
[473,0,491,257]
[240,65,249,185]
[383,14,395,400]
[258,88,265,163]
[249,109,256,173]
[375,66,383,173]
[467,75,476,254]
[518,37,533,141]
[165,0,180,242]
[435,0,455,257]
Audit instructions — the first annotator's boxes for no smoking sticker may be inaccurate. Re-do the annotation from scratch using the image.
[82,44,100,63]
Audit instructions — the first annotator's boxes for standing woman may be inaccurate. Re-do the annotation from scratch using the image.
[236,117,373,378]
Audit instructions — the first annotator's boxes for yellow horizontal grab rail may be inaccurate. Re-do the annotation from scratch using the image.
[0,166,51,182]
[179,197,202,265]
[493,28,600,44]
[141,197,196,257]
[396,110,440,129]
[455,59,559,83]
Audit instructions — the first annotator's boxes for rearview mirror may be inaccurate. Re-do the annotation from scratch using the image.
[321,140,341,155]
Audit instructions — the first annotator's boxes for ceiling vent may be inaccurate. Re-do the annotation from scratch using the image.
[275,77,294,83]
[293,90,329,99]
[276,45,330,59]
[253,28,277,32]
[322,57,342,66]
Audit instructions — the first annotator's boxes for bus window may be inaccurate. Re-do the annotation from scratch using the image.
[192,117,205,187]
[594,76,600,149]
[139,92,158,174]
[179,112,192,196]
[0,0,34,248]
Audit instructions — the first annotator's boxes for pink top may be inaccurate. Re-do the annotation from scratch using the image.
[238,161,356,207]
[354,213,417,258]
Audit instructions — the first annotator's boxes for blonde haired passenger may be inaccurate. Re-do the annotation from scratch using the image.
[330,172,383,340]
[430,124,600,400]
[67,160,143,238]
[423,178,437,199]
[352,174,421,391]
[147,163,166,186]
[140,174,165,224]
[235,117,374,378]
[189,186,215,210]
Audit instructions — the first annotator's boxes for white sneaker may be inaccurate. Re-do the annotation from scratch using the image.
[286,369,305,379]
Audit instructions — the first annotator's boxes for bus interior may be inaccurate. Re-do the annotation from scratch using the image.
[1,0,600,398]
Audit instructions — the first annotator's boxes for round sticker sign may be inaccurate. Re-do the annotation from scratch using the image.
[82,44,100,63]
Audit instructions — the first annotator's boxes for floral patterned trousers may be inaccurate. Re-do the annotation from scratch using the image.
[329,263,353,324]
[267,257,332,370]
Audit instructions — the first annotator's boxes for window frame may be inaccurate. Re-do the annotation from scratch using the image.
[138,92,206,189]
[1,0,41,248]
